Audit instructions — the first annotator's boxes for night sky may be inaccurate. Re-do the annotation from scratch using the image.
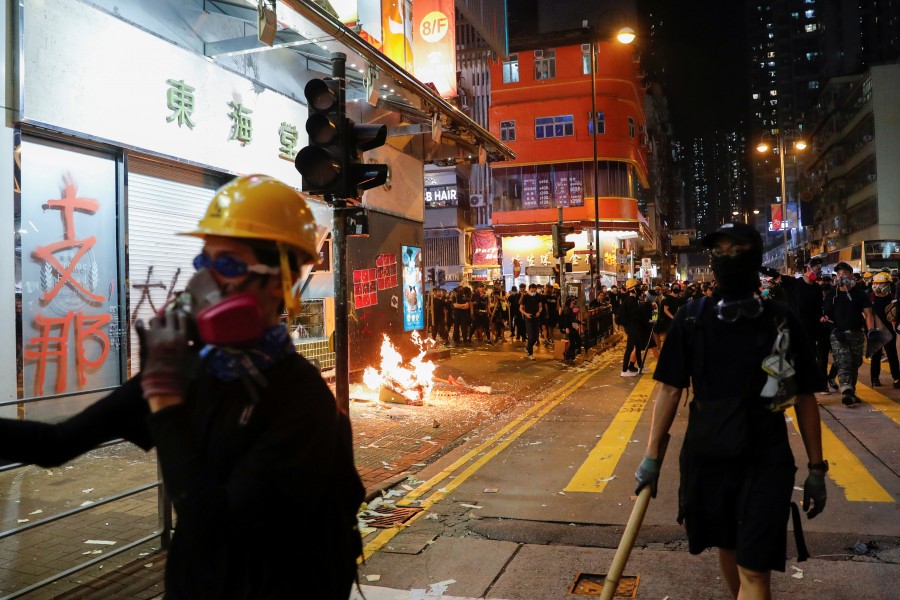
[508,0,749,138]
[652,1,749,137]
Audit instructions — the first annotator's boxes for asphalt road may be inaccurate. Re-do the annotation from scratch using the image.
[354,345,900,600]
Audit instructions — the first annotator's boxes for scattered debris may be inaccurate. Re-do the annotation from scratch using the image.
[365,574,381,582]
[459,503,482,509]
[84,540,116,546]
[29,509,43,515]
[17,519,29,524]
[82,488,94,494]
[483,488,499,493]
[597,475,616,483]
[791,566,804,579]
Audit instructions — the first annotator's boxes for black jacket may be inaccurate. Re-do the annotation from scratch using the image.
[0,353,364,599]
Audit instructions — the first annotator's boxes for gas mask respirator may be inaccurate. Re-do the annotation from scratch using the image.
[165,269,265,347]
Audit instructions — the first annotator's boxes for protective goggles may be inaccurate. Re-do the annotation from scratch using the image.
[193,253,280,278]
[715,295,764,323]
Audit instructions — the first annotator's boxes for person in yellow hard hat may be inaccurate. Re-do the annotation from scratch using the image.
[0,175,365,599]
[870,271,900,388]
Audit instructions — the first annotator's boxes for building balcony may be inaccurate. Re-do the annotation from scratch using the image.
[490,195,643,236]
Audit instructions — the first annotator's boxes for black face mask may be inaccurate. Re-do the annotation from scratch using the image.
[711,249,762,298]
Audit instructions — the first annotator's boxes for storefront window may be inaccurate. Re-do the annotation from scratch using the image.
[17,138,125,399]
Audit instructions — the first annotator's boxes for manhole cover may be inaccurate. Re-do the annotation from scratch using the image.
[367,506,423,528]
[569,573,640,597]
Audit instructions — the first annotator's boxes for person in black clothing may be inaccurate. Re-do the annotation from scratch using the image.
[431,288,449,344]
[507,287,520,340]
[619,279,649,376]
[608,285,622,330]
[636,222,826,600]
[823,262,874,405]
[452,285,472,345]
[545,284,561,346]
[817,275,839,392]
[778,258,829,382]
[0,175,365,599]
[559,296,582,363]
[519,283,543,360]
[471,286,490,343]
[869,272,900,388]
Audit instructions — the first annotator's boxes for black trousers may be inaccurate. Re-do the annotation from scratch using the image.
[870,332,900,382]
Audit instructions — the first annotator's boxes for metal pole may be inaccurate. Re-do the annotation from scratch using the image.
[779,133,788,273]
[591,39,601,294]
[557,207,566,290]
[332,196,349,413]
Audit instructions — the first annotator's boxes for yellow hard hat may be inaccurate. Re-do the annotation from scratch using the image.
[182,174,318,263]
[863,271,873,279]
[625,278,638,290]
[873,272,890,284]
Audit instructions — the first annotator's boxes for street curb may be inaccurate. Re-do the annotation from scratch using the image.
[365,470,414,501]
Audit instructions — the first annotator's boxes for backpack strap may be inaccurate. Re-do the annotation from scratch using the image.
[684,296,709,401]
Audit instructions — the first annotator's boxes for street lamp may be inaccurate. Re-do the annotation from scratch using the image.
[590,26,636,293]
[756,129,807,272]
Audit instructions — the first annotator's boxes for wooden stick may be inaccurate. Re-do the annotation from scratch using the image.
[599,433,671,600]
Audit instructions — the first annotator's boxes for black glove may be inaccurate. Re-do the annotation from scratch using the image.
[136,311,191,400]
[634,456,661,498]
[802,471,827,519]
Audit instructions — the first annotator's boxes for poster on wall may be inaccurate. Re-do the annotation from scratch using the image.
[412,0,457,98]
[19,140,123,398]
[376,253,398,289]
[401,245,424,331]
[353,268,379,308]
[472,230,499,265]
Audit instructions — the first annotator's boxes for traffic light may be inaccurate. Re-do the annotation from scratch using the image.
[295,78,344,196]
[343,121,388,195]
[295,74,389,200]
[551,224,575,258]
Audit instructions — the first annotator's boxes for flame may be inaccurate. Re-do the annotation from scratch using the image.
[363,332,437,402]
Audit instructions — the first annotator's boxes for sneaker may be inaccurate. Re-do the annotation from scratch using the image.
[620,370,638,377]
[627,365,639,373]
[841,391,861,406]
[528,354,536,361]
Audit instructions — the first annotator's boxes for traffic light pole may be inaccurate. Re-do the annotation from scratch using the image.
[332,195,350,414]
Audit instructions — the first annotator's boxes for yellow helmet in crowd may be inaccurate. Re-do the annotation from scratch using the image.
[863,271,873,280]
[625,278,638,290]
[873,272,890,284]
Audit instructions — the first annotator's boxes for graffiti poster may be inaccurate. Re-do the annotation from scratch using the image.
[20,141,122,398]
[401,245,424,331]
[353,268,379,308]
[376,253,398,290]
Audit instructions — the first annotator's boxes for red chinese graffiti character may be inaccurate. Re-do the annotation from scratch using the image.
[75,312,111,387]
[32,173,104,304]
[24,310,111,396]
[24,312,73,396]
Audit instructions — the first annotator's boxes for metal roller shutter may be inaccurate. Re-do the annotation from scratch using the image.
[126,158,225,374]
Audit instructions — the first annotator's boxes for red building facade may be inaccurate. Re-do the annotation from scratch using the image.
[488,35,651,286]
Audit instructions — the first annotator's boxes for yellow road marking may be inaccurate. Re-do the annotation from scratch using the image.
[786,407,894,502]
[364,368,597,559]
[564,373,656,492]
[855,383,900,426]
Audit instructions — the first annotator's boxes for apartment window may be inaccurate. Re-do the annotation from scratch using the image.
[535,115,573,139]
[804,10,815,18]
[534,49,556,80]
[769,90,777,96]
[588,112,605,135]
[752,93,760,100]
[808,80,820,89]
[628,116,635,138]
[500,120,516,142]
[804,23,817,32]
[502,54,519,83]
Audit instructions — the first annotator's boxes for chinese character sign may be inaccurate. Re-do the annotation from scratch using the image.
[20,141,122,398]
[401,245,424,331]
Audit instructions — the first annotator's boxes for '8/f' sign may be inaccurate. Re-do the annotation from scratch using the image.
[420,11,449,42]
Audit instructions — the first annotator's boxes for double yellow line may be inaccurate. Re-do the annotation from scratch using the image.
[363,367,597,559]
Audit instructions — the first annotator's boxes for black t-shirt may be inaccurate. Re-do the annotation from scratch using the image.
[789,278,825,330]
[654,298,823,396]
[432,297,446,322]
[520,293,542,318]
[546,294,559,322]
[824,286,870,331]
[872,294,895,333]
[661,294,687,323]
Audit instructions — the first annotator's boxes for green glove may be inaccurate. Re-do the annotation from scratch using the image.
[634,456,661,498]
[803,471,827,519]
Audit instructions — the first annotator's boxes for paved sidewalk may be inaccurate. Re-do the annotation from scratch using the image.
[0,333,609,599]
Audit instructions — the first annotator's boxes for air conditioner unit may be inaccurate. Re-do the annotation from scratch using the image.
[581,44,591,53]
[534,49,544,58]
[469,194,484,207]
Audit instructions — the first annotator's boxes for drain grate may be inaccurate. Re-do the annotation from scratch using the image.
[569,573,640,598]
[367,506,423,528]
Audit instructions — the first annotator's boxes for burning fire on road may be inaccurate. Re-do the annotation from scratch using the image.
[363,332,437,405]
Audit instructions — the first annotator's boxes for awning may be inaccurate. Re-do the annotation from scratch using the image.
[281,0,515,163]
[493,220,640,236]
